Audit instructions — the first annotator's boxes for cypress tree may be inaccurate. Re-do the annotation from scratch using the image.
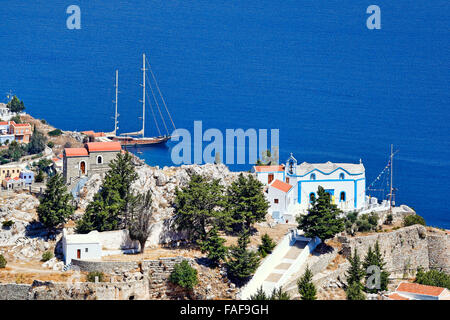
[297,265,317,300]
[225,173,269,233]
[296,186,345,240]
[199,226,228,266]
[250,286,268,300]
[345,248,366,300]
[258,233,276,257]
[226,231,260,282]
[37,173,75,229]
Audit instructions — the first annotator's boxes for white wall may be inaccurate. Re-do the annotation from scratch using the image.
[255,171,284,185]
[96,229,139,250]
[64,242,102,264]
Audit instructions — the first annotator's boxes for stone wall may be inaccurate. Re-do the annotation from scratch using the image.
[0,280,149,300]
[71,259,140,273]
[427,232,450,273]
[338,225,449,277]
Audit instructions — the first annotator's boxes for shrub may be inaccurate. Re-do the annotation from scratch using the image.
[415,268,450,289]
[41,251,53,262]
[87,271,105,283]
[47,141,54,148]
[403,214,426,227]
[40,119,47,124]
[2,220,14,228]
[48,129,63,137]
[384,213,393,225]
[258,233,276,257]
[169,260,198,290]
[0,255,6,268]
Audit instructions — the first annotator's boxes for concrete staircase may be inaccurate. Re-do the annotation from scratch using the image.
[239,229,321,299]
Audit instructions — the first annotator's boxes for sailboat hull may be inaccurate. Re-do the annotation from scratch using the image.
[109,135,170,147]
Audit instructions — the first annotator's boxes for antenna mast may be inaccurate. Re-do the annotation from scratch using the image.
[142,53,146,138]
[113,70,119,136]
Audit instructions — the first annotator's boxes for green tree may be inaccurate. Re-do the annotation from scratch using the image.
[226,231,260,282]
[225,173,269,233]
[199,226,228,266]
[35,169,45,183]
[173,174,225,242]
[346,248,365,286]
[169,260,198,290]
[28,127,47,155]
[76,152,138,233]
[7,96,25,113]
[403,214,426,227]
[297,265,317,300]
[127,191,153,253]
[415,268,450,289]
[258,233,276,258]
[269,287,291,300]
[346,281,366,300]
[345,248,366,300]
[296,186,345,240]
[250,286,268,300]
[6,140,26,161]
[37,173,75,229]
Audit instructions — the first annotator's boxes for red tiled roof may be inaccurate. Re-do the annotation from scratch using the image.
[64,148,89,157]
[254,165,284,173]
[270,179,292,193]
[86,142,122,152]
[11,122,31,127]
[0,121,8,125]
[81,130,95,135]
[396,282,445,297]
[387,293,409,300]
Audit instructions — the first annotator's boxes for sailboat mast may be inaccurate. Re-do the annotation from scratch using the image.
[114,70,119,136]
[142,53,146,138]
[389,144,394,208]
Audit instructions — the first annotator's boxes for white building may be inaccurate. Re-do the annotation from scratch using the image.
[62,229,102,264]
[267,179,295,223]
[0,103,15,121]
[253,153,366,222]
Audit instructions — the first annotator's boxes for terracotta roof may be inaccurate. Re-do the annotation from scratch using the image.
[64,148,89,157]
[11,122,31,127]
[396,282,446,297]
[270,179,292,193]
[387,293,410,300]
[253,165,284,172]
[0,121,8,125]
[86,142,122,152]
[81,130,95,135]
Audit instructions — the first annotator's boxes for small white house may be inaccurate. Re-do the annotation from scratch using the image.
[62,229,102,264]
[251,165,285,185]
[389,282,450,300]
[267,179,295,223]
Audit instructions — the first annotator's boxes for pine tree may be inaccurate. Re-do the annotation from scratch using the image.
[346,281,366,300]
[258,233,276,257]
[199,226,228,266]
[173,174,225,242]
[28,127,47,155]
[7,96,25,113]
[346,248,365,286]
[371,241,390,291]
[76,152,138,233]
[345,248,366,300]
[226,231,260,282]
[270,287,291,300]
[250,286,268,300]
[225,173,269,233]
[296,186,344,241]
[297,265,317,300]
[37,173,75,229]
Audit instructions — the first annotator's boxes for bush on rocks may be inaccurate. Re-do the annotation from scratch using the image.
[169,260,198,290]
[87,271,105,283]
[41,251,53,262]
[0,255,7,268]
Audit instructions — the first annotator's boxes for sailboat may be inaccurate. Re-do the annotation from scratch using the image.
[106,54,176,147]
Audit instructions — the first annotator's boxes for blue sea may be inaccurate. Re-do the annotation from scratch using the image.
[0,1,448,228]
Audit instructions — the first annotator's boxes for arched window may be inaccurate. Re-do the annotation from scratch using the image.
[340,191,346,202]
[309,192,316,203]
[97,155,103,164]
[310,173,316,180]
[339,173,345,180]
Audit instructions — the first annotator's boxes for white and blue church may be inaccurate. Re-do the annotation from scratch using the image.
[252,154,366,223]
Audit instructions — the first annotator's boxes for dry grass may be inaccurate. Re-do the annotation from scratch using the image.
[102,246,203,262]
[326,253,347,271]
